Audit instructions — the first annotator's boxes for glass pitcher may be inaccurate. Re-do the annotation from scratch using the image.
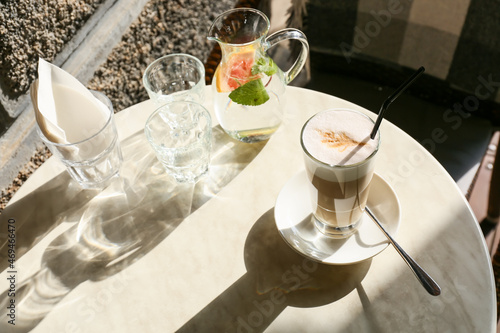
[208,8,309,143]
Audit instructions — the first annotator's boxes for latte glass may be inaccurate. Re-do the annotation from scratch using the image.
[300,108,380,238]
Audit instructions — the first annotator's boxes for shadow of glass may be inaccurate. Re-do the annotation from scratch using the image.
[0,174,99,273]
[177,208,371,333]
[0,125,266,332]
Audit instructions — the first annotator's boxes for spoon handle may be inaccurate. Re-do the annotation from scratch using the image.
[365,207,441,296]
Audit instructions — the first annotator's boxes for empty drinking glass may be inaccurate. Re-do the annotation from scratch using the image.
[143,54,205,106]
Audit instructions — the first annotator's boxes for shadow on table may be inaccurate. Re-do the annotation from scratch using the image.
[0,174,100,273]
[177,208,372,333]
[0,125,266,332]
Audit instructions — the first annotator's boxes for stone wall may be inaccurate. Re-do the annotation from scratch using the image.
[0,1,105,106]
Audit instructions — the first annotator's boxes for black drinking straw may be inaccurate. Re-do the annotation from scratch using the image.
[370,66,425,139]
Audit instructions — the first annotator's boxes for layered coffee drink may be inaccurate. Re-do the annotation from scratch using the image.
[300,109,380,238]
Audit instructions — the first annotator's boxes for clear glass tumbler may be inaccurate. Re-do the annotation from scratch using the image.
[144,101,212,183]
[37,91,123,189]
[143,53,205,106]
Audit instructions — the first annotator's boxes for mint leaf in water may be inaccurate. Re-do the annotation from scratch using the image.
[251,57,278,76]
[227,56,276,106]
[229,79,270,106]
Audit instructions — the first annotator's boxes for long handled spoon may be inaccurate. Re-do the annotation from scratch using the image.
[365,206,441,296]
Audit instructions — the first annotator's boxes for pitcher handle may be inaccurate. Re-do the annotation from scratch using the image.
[265,28,309,85]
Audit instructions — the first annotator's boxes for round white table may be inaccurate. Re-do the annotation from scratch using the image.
[0,86,495,332]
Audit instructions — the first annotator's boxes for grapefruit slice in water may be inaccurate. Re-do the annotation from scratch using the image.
[216,47,257,93]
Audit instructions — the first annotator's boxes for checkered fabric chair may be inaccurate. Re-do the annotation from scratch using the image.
[291,0,500,317]
[302,0,500,109]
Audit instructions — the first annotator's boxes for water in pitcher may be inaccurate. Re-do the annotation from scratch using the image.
[212,69,285,142]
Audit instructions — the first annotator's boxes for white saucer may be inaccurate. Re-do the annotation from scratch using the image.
[275,171,401,265]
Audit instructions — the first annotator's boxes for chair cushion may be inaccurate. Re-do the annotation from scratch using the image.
[303,0,500,110]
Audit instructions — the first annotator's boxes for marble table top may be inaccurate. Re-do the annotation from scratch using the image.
[0,86,495,332]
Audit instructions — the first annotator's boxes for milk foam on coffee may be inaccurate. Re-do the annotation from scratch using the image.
[302,110,378,166]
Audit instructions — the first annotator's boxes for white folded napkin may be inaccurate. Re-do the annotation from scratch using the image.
[36,58,109,144]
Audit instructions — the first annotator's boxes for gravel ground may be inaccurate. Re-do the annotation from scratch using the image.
[0,0,106,97]
[0,146,52,211]
[0,0,239,212]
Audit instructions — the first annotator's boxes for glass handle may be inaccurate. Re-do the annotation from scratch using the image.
[265,28,309,85]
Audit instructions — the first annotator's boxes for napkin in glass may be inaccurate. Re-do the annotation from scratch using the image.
[35,58,111,160]
[35,58,110,144]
